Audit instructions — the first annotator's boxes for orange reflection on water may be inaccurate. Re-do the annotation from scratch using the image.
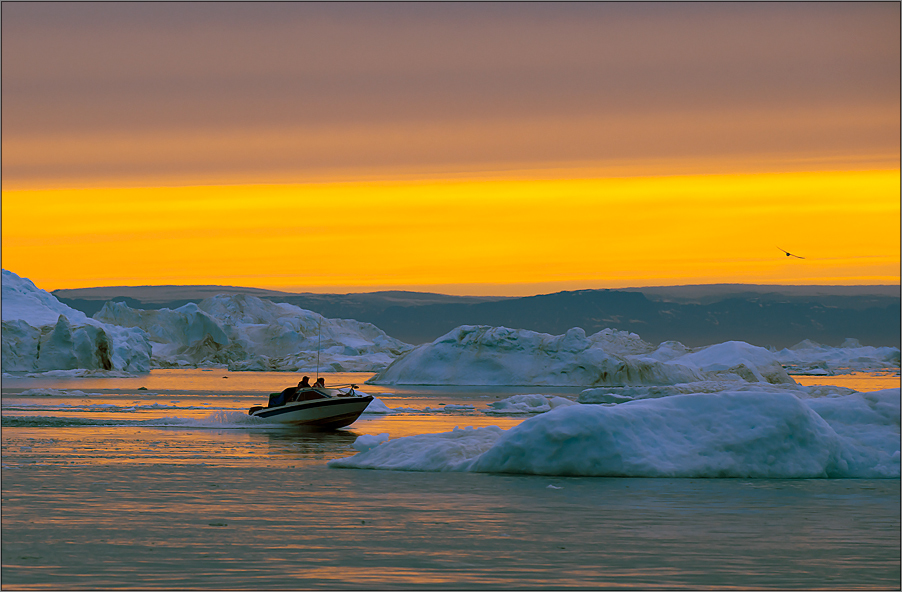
[349,414,524,440]
[793,372,900,393]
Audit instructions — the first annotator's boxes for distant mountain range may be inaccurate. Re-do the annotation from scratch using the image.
[54,284,901,349]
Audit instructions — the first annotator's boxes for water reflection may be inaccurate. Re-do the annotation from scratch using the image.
[794,371,900,392]
[5,464,896,589]
[250,428,359,461]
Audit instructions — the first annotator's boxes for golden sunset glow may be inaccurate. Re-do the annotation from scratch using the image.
[3,169,897,294]
[2,3,899,294]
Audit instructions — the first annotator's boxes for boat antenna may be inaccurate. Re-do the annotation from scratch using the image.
[315,316,322,381]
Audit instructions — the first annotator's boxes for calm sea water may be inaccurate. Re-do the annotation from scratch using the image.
[2,370,899,589]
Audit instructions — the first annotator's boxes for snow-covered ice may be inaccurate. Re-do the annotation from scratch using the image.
[675,340,795,384]
[361,397,395,414]
[330,387,901,479]
[773,339,901,375]
[485,394,578,414]
[351,433,390,452]
[2,270,152,373]
[578,381,803,404]
[369,326,706,386]
[94,294,412,371]
[368,326,804,387]
[2,270,411,373]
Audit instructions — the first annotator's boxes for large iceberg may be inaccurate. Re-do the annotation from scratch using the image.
[773,339,901,375]
[2,270,152,373]
[93,293,412,371]
[367,325,795,387]
[329,387,901,479]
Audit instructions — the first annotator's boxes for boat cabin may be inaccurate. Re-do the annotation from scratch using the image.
[267,387,331,408]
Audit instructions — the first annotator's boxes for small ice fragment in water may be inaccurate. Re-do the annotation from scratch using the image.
[547,484,563,489]
[352,433,390,452]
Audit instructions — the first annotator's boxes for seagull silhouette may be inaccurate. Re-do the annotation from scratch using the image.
[778,247,805,259]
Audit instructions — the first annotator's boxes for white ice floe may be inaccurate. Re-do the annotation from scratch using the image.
[439,404,475,411]
[424,405,465,412]
[802,388,900,477]
[334,425,505,471]
[15,389,95,397]
[674,340,796,384]
[1,270,91,327]
[329,387,901,479]
[368,326,705,386]
[486,394,578,414]
[361,397,395,414]
[368,325,803,387]
[578,381,802,404]
[93,294,413,372]
[2,270,152,373]
[772,339,901,375]
[352,433,390,452]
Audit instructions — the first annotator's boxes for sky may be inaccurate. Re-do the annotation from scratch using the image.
[2,2,899,295]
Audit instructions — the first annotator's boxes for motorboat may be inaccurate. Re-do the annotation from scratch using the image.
[247,385,373,429]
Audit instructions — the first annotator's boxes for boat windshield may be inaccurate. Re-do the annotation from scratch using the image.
[295,389,331,401]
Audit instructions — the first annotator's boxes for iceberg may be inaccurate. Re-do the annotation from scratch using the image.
[93,293,412,371]
[368,325,799,387]
[2,270,152,373]
[330,388,901,479]
[485,394,578,414]
[773,339,901,375]
[578,380,802,404]
[674,340,796,384]
[368,325,705,386]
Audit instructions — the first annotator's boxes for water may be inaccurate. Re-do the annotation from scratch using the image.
[2,370,899,589]
[794,370,901,393]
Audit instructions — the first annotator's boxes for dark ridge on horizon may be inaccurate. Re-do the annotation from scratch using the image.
[51,282,901,302]
[52,283,901,349]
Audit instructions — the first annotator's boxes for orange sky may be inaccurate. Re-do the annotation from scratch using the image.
[2,3,899,295]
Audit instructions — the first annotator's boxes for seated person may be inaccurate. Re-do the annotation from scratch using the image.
[313,377,325,389]
[279,376,311,405]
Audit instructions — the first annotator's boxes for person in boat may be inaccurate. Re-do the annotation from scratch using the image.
[276,376,311,405]
[313,377,325,389]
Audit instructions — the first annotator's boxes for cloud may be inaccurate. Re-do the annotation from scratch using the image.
[2,3,899,189]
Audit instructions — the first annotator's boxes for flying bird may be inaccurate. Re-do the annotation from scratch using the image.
[778,247,805,259]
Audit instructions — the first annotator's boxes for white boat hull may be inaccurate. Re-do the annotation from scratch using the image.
[250,395,373,428]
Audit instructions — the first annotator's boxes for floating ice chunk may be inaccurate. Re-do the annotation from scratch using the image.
[93,293,413,371]
[774,339,901,375]
[646,341,691,362]
[331,389,900,479]
[549,396,577,409]
[799,385,858,398]
[488,394,552,414]
[422,404,476,412]
[442,404,475,411]
[2,270,90,326]
[486,394,576,414]
[1,270,152,373]
[362,397,394,414]
[330,426,505,471]
[468,392,840,477]
[17,388,92,397]
[673,341,795,384]
[352,433,390,452]
[803,388,900,478]
[369,325,704,386]
[578,380,802,403]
